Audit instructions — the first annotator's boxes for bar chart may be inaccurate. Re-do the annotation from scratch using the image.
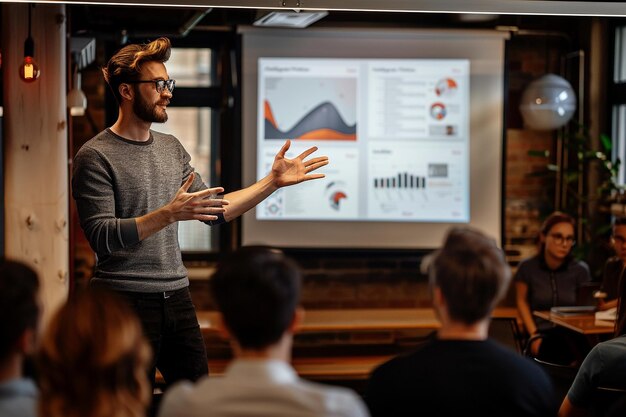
[373,173,426,189]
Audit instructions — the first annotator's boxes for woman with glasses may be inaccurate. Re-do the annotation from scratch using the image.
[515,211,592,365]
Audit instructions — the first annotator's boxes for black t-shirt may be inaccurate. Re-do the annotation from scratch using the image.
[366,338,558,417]
[601,257,625,301]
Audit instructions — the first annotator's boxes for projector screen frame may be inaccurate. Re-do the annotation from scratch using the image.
[240,27,509,251]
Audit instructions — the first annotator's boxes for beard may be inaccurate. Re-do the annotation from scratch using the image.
[133,87,168,123]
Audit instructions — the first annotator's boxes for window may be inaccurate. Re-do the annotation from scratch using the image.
[160,107,214,250]
[612,105,626,185]
[612,26,626,185]
[167,48,212,87]
[162,47,220,252]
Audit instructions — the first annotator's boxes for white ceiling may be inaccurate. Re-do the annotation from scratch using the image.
[6,0,626,17]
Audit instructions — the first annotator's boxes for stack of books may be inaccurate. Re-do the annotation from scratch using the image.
[550,306,596,317]
[595,307,617,327]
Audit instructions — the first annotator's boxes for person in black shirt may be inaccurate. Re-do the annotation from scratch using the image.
[366,227,557,417]
[597,217,626,311]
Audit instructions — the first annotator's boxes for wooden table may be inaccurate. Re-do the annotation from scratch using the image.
[197,307,520,334]
[182,308,521,385]
[533,310,615,335]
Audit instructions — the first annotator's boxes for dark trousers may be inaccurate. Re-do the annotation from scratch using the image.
[116,287,209,388]
[538,326,591,366]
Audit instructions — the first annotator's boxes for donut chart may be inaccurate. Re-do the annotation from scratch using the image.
[430,102,447,120]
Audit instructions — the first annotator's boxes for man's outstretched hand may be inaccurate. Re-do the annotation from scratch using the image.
[271,140,329,188]
[166,173,228,223]
[137,173,229,241]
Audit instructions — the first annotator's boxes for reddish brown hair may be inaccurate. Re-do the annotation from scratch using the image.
[37,288,151,417]
[537,211,576,256]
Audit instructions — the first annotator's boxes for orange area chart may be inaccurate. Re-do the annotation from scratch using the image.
[264,100,357,141]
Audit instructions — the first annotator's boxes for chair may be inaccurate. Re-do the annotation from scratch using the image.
[489,316,523,354]
[531,355,579,402]
[525,332,579,401]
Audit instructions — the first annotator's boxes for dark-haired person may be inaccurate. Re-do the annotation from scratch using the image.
[366,227,557,417]
[515,211,592,364]
[596,217,626,312]
[0,260,40,417]
[158,247,369,417]
[558,273,626,417]
[71,37,329,387]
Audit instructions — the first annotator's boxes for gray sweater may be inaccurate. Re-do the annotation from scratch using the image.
[72,128,222,292]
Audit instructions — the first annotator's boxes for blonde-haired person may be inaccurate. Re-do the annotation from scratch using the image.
[37,288,152,417]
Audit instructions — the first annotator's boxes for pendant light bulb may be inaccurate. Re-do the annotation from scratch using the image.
[19,6,40,83]
[19,56,40,83]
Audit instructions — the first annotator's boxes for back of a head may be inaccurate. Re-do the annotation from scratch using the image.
[431,227,511,324]
[37,288,151,417]
[0,259,39,362]
[102,37,171,104]
[210,246,302,350]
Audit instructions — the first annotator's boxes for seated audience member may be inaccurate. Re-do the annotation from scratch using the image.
[37,288,152,417]
[597,217,626,311]
[366,227,557,417]
[558,275,626,417]
[0,260,40,417]
[515,211,592,365]
[158,246,369,417]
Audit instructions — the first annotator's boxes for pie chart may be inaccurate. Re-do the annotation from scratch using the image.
[325,181,348,211]
[435,78,458,97]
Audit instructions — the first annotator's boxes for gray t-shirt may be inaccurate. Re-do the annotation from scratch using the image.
[72,128,221,292]
[567,335,626,408]
[0,378,37,417]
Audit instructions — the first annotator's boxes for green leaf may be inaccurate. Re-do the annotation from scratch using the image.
[600,134,613,153]
[596,224,613,236]
[526,170,555,178]
[564,172,579,183]
[527,149,550,158]
[593,151,607,161]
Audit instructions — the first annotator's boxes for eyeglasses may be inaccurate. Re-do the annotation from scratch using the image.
[125,79,176,93]
[548,233,576,246]
[611,235,626,246]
